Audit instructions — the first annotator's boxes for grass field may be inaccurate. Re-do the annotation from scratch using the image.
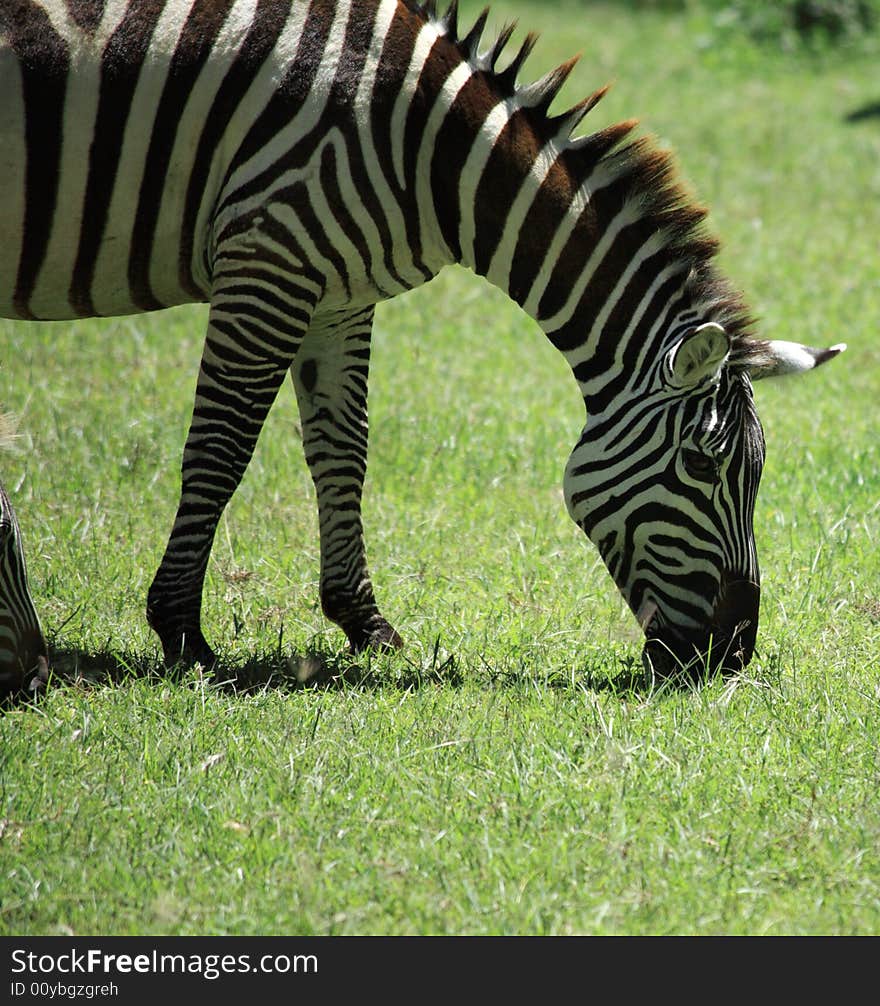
[1,0,878,935]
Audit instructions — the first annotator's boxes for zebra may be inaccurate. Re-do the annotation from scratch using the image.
[0,417,48,696]
[0,0,844,697]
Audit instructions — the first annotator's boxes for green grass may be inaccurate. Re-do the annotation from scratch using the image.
[1,0,879,935]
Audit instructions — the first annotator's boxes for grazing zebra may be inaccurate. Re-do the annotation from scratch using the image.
[0,417,48,695]
[0,0,843,696]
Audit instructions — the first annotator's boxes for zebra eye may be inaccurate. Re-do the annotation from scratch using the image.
[681,448,718,483]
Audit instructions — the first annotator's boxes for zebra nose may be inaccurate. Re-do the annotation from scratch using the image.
[712,576,760,669]
[641,577,760,680]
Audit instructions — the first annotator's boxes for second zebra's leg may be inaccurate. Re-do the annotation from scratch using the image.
[147,287,316,668]
[292,306,402,653]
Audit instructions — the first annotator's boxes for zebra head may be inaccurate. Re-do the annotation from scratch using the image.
[0,483,48,698]
[563,320,845,680]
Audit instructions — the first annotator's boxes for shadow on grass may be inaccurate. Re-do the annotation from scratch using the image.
[495,658,718,699]
[4,639,465,704]
[3,639,720,712]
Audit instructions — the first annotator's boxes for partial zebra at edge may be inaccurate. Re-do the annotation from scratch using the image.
[0,409,49,699]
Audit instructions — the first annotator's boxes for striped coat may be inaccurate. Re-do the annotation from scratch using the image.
[0,0,843,696]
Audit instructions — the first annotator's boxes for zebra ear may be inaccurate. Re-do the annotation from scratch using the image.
[666,322,730,388]
[744,340,847,381]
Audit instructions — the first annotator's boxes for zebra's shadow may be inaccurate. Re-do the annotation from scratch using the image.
[5,641,706,710]
[29,640,467,698]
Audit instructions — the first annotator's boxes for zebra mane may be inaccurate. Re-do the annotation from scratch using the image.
[413,0,761,363]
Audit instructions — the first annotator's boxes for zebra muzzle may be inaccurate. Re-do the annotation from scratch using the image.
[711,577,760,662]
[641,577,760,679]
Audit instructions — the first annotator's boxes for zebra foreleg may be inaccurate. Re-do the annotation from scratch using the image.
[293,307,402,654]
[147,316,304,669]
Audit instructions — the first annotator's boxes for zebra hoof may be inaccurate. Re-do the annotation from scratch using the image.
[347,620,404,654]
[158,630,218,672]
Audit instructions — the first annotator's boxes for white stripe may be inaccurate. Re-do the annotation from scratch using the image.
[353,0,421,292]
[27,0,78,46]
[301,135,373,303]
[572,254,689,401]
[210,0,328,230]
[534,198,642,337]
[24,0,131,316]
[485,138,563,290]
[91,0,196,315]
[390,20,443,189]
[150,0,261,304]
[521,158,628,322]
[267,197,347,297]
[31,0,131,50]
[414,59,473,269]
[458,96,516,270]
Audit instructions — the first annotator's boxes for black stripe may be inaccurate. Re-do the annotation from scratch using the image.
[67,0,106,34]
[179,0,291,298]
[317,141,368,295]
[430,74,493,263]
[401,31,458,276]
[221,0,334,207]
[368,4,418,192]
[267,179,352,300]
[69,0,166,315]
[3,0,70,318]
[582,268,687,414]
[472,110,538,277]
[348,1,432,283]
[506,157,585,308]
[537,171,634,339]
[329,1,411,294]
[128,0,236,310]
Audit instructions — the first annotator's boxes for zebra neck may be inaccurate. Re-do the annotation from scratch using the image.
[374,5,723,396]
[438,117,696,407]
[411,42,705,406]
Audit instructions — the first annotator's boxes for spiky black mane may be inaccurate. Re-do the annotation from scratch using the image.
[410,0,764,366]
